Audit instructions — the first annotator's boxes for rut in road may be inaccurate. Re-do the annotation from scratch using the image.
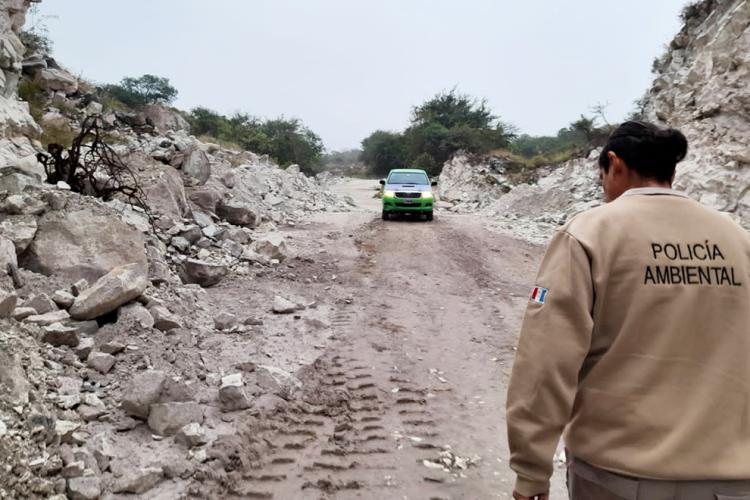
[206,214,550,499]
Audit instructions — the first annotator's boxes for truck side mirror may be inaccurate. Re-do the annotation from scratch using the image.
[379,179,386,186]
[431,180,438,186]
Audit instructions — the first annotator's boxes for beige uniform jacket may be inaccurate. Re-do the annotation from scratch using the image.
[507,188,750,497]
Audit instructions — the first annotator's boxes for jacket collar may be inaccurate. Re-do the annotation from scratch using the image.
[621,187,690,199]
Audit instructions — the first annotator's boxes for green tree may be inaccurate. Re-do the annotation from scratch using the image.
[186,108,324,175]
[99,74,178,108]
[361,90,516,177]
[361,131,407,177]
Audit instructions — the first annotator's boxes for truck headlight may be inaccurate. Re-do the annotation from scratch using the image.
[383,190,396,198]
[421,191,433,199]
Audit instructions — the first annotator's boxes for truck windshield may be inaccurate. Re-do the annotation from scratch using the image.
[388,172,429,185]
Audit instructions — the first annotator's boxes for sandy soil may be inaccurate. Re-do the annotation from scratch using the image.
[202,179,568,499]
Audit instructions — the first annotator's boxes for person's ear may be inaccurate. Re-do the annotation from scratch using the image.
[608,151,625,175]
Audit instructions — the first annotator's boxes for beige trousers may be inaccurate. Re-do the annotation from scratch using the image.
[568,458,750,500]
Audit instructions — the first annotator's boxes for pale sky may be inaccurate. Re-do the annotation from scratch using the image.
[33,1,688,151]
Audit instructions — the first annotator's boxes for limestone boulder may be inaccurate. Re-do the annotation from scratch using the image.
[254,235,288,262]
[0,215,37,253]
[217,199,260,228]
[178,259,228,287]
[188,189,221,213]
[180,147,211,185]
[21,209,148,283]
[69,263,148,320]
[143,105,190,133]
[148,402,204,436]
[121,370,167,419]
[35,67,79,94]
[128,153,190,222]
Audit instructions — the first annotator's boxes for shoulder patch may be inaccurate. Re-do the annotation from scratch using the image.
[530,287,548,304]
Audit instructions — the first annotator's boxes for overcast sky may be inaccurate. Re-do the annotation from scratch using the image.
[33,1,688,151]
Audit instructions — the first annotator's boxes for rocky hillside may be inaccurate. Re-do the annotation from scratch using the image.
[439,0,750,242]
[0,0,40,165]
[645,0,750,220]
[0,1,359,498]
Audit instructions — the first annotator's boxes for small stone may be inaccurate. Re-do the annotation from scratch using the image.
[170,236,190,253]
[0,290,18,319]
[178,258,228,287]
[12,306,36,320]
[214,311,238,331]
[87,433,114,472]
[86,352,116,374]
[52,290,75,309]
[22,293,57,315]
[42,323,80,347]
[100,341,126,355]
[119,302,155,328]
[149,306,181,331]
[69,320,99,336]
[113,466,163,494]
[121,370,167,419]
[272,296,298,314]
[71,279,89,297]
[66,476,101,500]
[73,337,95,361]
[25,310,70,326]
[219,373,252,411]
[61,461,85,479]
[148,401,204,436]
[55,420,81,443]
[175,422,208,448]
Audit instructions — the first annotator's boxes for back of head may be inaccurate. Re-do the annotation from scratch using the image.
[598,121,688,182]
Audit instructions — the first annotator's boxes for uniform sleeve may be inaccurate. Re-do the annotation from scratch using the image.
[506,230,595,496]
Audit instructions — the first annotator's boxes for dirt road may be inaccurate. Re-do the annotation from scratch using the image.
[216,179,567,499]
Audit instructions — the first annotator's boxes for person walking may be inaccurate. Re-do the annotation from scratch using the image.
[506,121,750,500]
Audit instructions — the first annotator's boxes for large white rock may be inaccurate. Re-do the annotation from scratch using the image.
[35,67,79,94]
[69,263,148,320]
[22,210,148,283]
[181,146,211,185]
[0,215,37,253]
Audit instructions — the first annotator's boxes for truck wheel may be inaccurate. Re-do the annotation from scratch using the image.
[426,211,434,221]
[382,210,389,221]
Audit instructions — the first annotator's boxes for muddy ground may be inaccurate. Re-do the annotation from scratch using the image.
[193,179,567,499]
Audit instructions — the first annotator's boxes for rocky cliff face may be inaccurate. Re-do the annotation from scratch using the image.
[0,0,40,165]
[645,0,750,224]
[439,0,750,242]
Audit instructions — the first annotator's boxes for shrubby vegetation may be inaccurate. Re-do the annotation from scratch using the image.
[361,89,516,177]
[98,75,178,108]
[187,107,324,175]
[509,115,611,167]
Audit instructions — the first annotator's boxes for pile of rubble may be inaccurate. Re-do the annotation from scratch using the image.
[0,1,356,497]
[438,152,602,243]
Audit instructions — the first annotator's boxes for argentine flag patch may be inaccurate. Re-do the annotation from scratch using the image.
[530,287,548,304]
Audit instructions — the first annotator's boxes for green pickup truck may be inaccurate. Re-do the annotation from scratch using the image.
[379,169,436,221]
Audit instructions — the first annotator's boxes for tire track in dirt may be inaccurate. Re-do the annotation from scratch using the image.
[212,189,563,499]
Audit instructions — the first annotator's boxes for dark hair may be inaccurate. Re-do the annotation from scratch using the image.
[598,121,688,182]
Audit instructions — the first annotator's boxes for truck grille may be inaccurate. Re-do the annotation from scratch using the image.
[396,192,421,199]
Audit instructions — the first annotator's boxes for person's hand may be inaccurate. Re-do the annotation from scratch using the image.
[512,491,549,500]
